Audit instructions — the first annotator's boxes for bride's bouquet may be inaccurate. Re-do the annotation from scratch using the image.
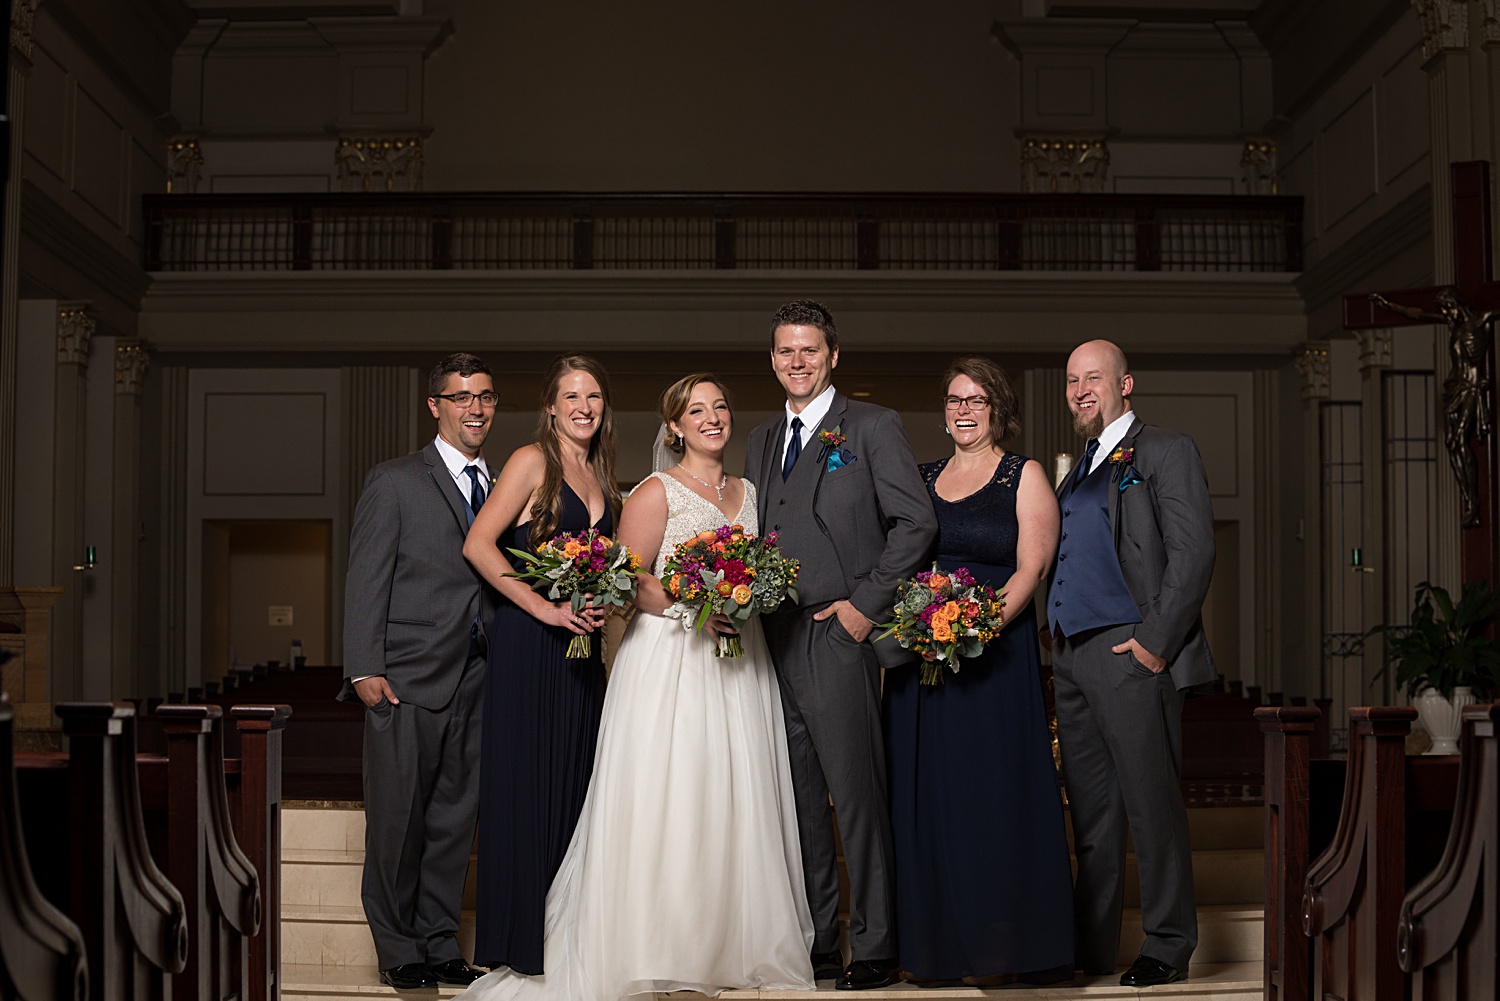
[877,565,1005,685]
[661,524,800,657]
[506,529,641,658]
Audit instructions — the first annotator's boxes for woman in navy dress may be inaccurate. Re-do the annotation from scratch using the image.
[884,355,1074,985]
[463,354,622,975]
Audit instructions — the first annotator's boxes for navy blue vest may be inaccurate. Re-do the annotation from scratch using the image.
[1049,460,1141,637]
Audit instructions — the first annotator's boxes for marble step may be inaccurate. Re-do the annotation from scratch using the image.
[281,961,1261,1000]
[284,803,1267,856]
[281,902,1261,969]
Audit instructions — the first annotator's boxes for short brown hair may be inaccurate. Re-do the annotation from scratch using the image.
[941,355,1021,444]
[659,373,731,455]
[769,299,838,352]
[427,352,492,398]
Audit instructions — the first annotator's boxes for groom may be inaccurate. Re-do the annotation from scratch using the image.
[746,299,936,990]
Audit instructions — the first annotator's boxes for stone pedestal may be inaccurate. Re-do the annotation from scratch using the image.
[0,585,62,730]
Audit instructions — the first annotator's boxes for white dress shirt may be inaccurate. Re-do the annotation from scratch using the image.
[1087,410,1137,474]
[433,434,492,501]
[782,385,838,469]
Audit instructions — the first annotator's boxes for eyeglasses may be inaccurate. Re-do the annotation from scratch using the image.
[433,391,501,408]
[943,395,991,411]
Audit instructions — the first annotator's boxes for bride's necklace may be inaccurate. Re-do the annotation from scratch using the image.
[679,465,727,501]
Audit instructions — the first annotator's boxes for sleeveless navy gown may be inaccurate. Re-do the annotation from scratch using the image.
[883,452,1075,980]
[474,485,610,973]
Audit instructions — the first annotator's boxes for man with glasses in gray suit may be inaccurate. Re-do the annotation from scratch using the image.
[341,353,500,990]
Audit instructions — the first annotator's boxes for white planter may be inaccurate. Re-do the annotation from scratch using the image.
[1412,685,1475,755]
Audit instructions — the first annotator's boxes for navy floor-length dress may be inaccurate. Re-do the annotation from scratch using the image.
[884,452,1075,980]
[474,484,609,974]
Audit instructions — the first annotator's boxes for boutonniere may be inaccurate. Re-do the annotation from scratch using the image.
[1107,445,1134,466]
[818,426,857,471]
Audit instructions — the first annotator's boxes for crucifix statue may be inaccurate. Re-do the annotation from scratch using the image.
[1344,161,1500,583]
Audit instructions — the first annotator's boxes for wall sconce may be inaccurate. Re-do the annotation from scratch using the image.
[72,546,96,572]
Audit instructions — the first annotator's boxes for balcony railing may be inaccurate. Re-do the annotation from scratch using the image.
[143,192,1303,273]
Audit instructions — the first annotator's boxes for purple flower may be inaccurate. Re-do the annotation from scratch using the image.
[715,524,734,541]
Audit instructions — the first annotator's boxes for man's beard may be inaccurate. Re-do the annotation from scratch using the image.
[1073,410,1104,439]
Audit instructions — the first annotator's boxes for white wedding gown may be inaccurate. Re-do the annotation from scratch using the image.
[458,473,815,1000]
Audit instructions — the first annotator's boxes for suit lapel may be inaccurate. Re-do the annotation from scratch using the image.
[807,391,849,507]
[423,442,471,532]
[1108,415,1146,545]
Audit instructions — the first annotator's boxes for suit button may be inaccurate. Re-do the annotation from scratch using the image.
[774,524,780,531]
[1058,554,1066,561]
[1063,509,1071,516]
[1053,601,1061,607]
[1056,580,1064,586]
[779,499,785,505]
[1061,533,1068,540]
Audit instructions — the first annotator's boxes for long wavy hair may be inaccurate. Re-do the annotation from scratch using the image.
[528,353,622,550]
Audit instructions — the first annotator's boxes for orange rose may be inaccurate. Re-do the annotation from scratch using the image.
[730,524,744,533]
[563,540,584,558]
[596,536,613,547]
[731,584,753,605]
[928,574,950,595]
[962,600,980,622]
[716,581,733,597]
[941,601,961,621]
[697,530,718,543]
[932,618,954,643]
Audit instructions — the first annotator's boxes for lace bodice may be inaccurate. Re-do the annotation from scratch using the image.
[647,471,758,576]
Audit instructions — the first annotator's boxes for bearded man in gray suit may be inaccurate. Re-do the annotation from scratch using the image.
[340,353,499,990]
[1049,339,1216,988]
[745,300,937,991]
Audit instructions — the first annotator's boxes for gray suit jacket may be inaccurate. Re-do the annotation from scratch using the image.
[746,392,937,669]
[1095,415,1217,691]
[340,442,498,710]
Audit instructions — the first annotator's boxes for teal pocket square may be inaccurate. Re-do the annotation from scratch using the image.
[827,448,856,472]
[1118,466,1144,492]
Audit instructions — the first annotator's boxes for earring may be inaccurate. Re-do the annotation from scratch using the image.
[676,433,684,445]
[943,425,952,435]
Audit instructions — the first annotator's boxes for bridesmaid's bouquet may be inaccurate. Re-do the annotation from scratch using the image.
[877,565,1005,685]
[662,524,800,657]
[506,529,641,658]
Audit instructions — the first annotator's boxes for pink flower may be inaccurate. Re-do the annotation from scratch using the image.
[719,559,751,585]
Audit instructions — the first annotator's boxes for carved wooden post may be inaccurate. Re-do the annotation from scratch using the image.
[1256,705,1320,1001]
[231,704,291,1001]
[0,695,87,1001]
[56,702,187,1001]
[1302,706,1415,1001]
[1397,704,1499,998]
[157,704,261,1001]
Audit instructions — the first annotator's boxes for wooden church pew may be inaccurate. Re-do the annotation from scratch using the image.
[0,694,88,1001]
[18,703,190,1001]
[1397,704,1499,998]
[1256,704,1322,1001]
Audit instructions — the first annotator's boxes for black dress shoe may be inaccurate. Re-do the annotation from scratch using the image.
[379,963,436,989]
[810,949,845,980]
[1119,955,1186,987]
[836,958,898,991]
[429,959,486,985]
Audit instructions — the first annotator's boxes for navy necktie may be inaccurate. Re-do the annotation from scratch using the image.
[1072,438,1100,489]
[782,417,804,482]
[464,465,487,523]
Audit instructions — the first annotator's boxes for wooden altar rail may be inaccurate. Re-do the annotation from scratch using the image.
[143,190,1305,273]
[14,702,288,1001]
[1397,704,1499,998]
[0,695,88,1001]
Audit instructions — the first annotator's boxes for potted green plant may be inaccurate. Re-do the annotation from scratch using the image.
[1369,580,1500,754]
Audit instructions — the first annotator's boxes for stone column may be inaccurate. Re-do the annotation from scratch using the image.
[1414,0,1478,591]
[1294,343,1332,702]
[1,1,43,584]
[113,342,148,698]
[1357,329,1395,704]
[50,302,92,704]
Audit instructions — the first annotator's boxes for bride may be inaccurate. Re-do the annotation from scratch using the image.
[458,373,815,1000]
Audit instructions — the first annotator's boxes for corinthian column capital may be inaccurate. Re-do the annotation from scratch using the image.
[57,303,94,367]
[1413,0,1469,62]
[115,342,149,396]
[1356,329,1394,372]
[10,0,41,61]
[1295,343,1331,401]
